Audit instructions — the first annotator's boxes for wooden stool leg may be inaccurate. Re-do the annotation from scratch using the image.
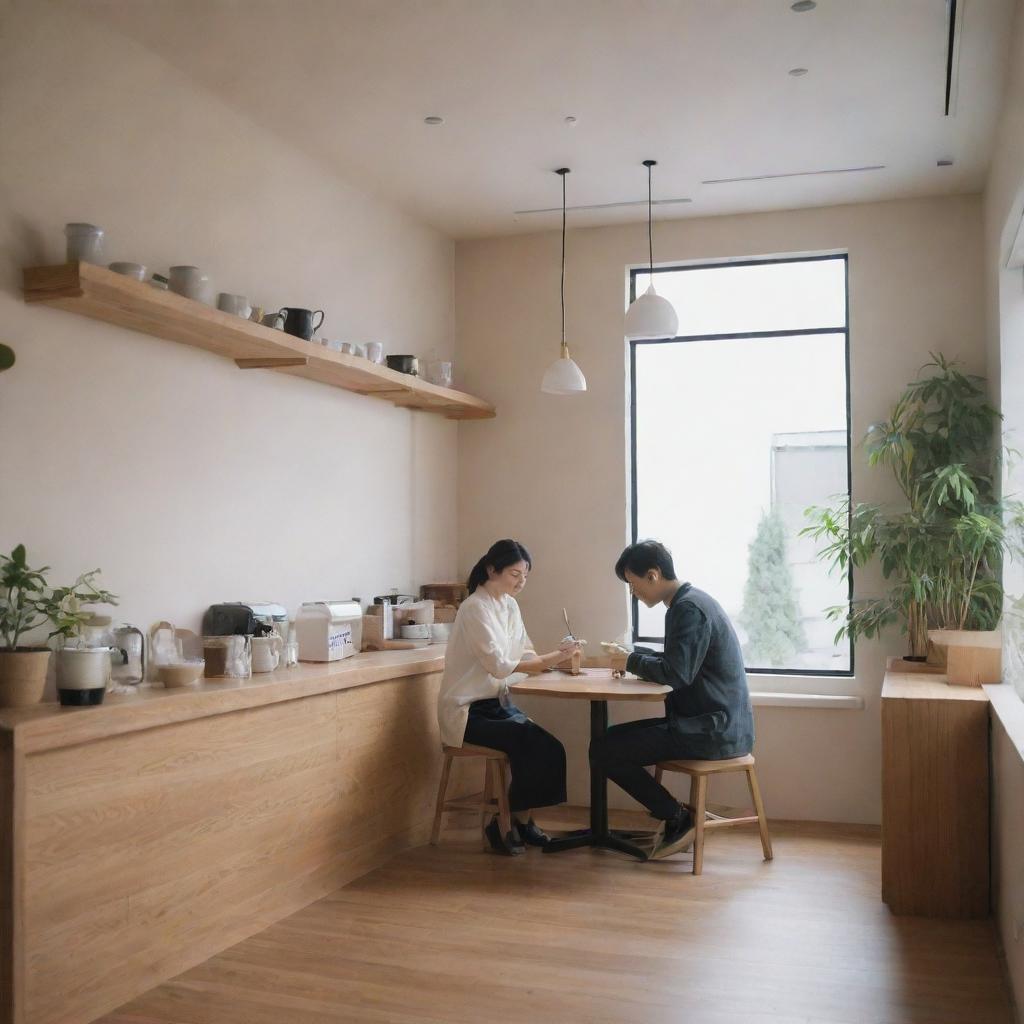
[494,758,513,839]
[430,753,454,846]
[481,758,496,850]
[746,767,773,861]
[688,774,699,815]
[691,776,708,875]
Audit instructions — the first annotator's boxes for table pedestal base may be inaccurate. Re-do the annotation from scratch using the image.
[541,700,652,861]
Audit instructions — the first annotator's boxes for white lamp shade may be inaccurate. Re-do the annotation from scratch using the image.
[624,283,679,340]
[541,352,587,394]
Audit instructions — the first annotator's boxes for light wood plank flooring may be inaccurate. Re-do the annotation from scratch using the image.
[97,815,1014,1024]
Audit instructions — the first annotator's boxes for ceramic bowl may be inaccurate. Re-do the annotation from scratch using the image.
[157,659,205,688]
[108,261,147,281]
[400,623,431,640]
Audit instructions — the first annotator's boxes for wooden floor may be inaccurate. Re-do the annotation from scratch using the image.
[97,813,1014,1024]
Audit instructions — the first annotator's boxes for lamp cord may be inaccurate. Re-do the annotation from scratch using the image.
[647,161,654,274]
[561,169,566,345]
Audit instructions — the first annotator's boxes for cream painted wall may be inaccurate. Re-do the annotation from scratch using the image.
[983,0,1024,1010]
[0,3,458,683]
[456,194,986,824]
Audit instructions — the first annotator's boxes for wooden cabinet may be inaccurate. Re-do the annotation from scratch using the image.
[881,669,990,918]
[0,651,463,1024]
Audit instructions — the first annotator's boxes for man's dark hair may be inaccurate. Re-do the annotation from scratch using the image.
[615,540,678,582]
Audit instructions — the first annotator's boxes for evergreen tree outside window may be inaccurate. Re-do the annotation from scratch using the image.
[741,509,807,668]
[629,254,852,676]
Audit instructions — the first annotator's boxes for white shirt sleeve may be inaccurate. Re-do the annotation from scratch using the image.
[460,599,520,679]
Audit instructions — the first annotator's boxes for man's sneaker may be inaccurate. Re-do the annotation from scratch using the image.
[650,809,696,860]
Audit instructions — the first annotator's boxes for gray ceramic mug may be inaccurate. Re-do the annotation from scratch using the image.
[279,307,325,341]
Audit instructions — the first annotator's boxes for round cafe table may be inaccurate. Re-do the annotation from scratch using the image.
[511,668,671,860]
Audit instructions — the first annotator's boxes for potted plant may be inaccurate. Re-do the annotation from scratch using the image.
[0,545,117,707]
[802,354,1023,661]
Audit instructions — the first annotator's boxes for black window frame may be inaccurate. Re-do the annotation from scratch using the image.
[628,252,854,678]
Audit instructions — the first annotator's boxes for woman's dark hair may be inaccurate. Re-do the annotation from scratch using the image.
[467,539,533,594]
[615,540,677,582]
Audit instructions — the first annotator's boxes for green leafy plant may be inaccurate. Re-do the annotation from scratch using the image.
[0,544,118,651]
[802,354,1023,657]
[741,509,806,667]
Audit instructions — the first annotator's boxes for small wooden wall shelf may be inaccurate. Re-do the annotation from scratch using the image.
[22,263,494,420]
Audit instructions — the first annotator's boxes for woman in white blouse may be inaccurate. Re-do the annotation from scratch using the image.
[438,539,578,855]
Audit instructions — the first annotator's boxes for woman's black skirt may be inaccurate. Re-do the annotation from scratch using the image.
[463,698,567,813]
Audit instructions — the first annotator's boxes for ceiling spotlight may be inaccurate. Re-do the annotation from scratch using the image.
[564,115,578,126]
[791,0,817,10]
[788,67,809,76]
[937,158,954,167]
[424,115,444,126]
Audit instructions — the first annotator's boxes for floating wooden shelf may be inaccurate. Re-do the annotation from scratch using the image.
[22,262,494,420]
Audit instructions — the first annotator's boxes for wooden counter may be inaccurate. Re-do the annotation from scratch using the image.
[0,649,459,1024]
[881,667,990,918]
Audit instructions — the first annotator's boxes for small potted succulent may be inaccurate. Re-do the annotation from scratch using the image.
[0,545,117,707]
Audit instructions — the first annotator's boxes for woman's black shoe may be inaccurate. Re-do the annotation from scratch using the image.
[485,816,525,856]
[513,817,551,847]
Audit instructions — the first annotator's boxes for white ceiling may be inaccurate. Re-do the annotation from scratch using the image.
[77,0,1017,239]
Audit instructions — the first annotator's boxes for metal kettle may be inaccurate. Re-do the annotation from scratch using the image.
[110,623,146,686]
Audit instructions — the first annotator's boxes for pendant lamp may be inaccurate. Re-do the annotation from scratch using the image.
[541,167,587,395]
[624,159,679,340]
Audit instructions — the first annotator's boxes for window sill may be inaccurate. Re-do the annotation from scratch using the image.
[984,682,1024,763]
[749,691,864,710]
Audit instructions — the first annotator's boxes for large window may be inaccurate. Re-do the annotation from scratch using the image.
[630,254,852,675]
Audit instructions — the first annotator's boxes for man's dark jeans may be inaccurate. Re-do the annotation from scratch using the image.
[589,716,706,821]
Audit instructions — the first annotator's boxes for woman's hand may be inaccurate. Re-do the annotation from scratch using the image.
[515,649,572,674]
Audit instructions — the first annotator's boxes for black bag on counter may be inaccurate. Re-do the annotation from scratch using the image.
[202,603,273,637]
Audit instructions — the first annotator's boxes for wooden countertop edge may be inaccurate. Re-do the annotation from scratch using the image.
[881,662,991,703]
[0,647,446,754]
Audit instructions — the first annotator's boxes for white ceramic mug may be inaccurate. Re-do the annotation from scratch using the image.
[65,223,104,263]
[340,342,358,355]
[365,342,384,364]
[251,635,282,673]
[169,266,210,301]
[217,293,252,317]
[261,311,284,329]
[400,623,431,640]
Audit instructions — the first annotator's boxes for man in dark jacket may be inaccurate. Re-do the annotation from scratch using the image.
[590,540,754,860]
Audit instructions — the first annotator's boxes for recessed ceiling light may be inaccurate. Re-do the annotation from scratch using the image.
[791,0,817,11]
[424,115,444,126]
[937,158,954,167]
[789,67,809,76]
[564,115,578,126]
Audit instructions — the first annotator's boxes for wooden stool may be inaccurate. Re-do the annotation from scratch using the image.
[431,743,512,848]
[654,754,772,874]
